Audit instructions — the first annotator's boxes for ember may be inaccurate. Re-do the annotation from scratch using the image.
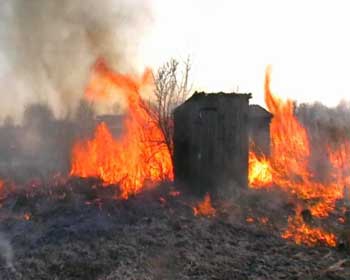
[169,190,181,197]
[338,217,345,224]
[23,212,31,221]
[259,217,269,225]
[70,61,174,199]
[193,193,216,217]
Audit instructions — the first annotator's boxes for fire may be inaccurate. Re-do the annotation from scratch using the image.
[193,193,216,217]
[259,217,269,224]
[0,180,6,200]
[248,65,349,246]
[70,60,173,199]
[245,216,269,225]
[169,190,181,197]
[338,217,345,224]
[282,207,337,247]
[248,150,272,188]
[23,212,31,221]
[249,66,345,216]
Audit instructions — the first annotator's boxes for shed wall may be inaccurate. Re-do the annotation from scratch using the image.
[174,93,250,195]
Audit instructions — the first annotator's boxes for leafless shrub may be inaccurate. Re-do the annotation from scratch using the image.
[150,57,192,158]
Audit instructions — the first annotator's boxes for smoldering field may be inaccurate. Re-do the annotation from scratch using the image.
[1,177,350,280]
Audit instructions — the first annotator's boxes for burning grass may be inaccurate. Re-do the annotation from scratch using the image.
[1,179,350,280]
[70,60,173,199]
[67,60,350,252]
[248,65,350,247]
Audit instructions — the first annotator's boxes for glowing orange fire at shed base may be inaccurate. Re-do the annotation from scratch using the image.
[193,193,216,217]
[70,60,173,199]
[248,150,272,188]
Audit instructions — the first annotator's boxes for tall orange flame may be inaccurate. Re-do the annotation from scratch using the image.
[250,66,345,216]
[249,65,349,246]
[70,61,173,199]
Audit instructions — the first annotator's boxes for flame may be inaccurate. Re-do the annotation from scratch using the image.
[248,65,349,246]
[169,191,181,197]
[259,217,269,224]
[248,150,273,188]
[70,60,173,199]
[193,193,216,217]
[249,66,345,217]
[338,217,345,224]
[23,212,31,221]
[245,216,269,225]
[0,180,6,200]
[282,207,337,247]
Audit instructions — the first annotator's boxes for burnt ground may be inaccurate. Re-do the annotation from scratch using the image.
[0,179,350,280]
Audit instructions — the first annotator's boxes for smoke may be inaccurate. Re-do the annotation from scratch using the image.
[0,0,151,121]
[297,100,350,134]
[296,101,350,182]
[0,232,14,271]
[296,100,350,149]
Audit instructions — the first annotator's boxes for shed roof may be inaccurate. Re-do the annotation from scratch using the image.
[248,104,273,119]
[175,91,252,113]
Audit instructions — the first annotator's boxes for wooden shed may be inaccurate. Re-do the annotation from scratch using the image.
[173,92,251,195]
[248,105,273,156]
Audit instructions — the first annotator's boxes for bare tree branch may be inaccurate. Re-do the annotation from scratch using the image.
[150,57,192,160]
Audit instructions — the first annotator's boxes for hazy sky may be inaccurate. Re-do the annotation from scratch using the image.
[139,0,350,106]
[0,0,349,119]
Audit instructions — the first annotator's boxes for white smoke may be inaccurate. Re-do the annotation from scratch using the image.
[0,0,152,121]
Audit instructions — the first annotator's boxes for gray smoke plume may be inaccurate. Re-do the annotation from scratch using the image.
[296,100,350,144]
[296,101,350,182]
[0,0,151,121]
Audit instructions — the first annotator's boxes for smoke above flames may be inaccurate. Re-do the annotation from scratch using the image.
[0,0,151,121]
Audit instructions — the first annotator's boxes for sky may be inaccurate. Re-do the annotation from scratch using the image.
[139,0,350,107]
[0,0,349,121]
